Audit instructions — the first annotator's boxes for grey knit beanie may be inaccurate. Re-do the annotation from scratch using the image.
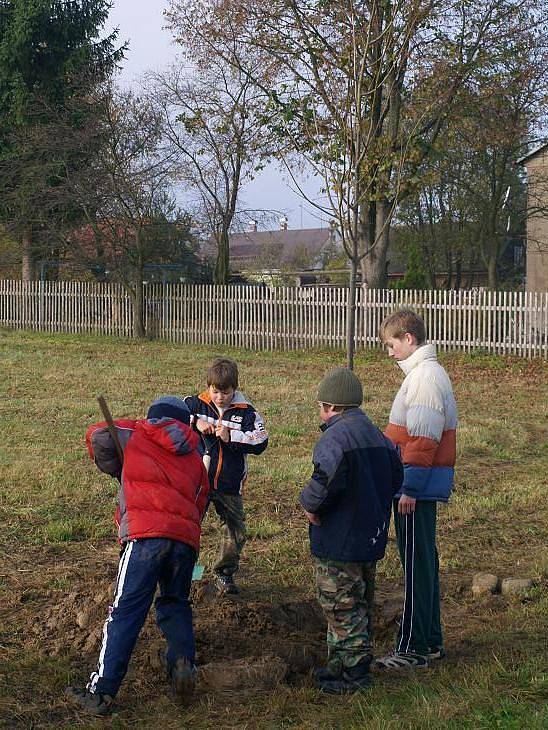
[317,368,363,407]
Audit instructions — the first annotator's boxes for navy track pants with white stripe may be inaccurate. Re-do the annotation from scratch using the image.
[88,538,196,697]
[394,500,442,656]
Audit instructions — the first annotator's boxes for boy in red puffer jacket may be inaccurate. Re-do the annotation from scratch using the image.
[65,396,209,717]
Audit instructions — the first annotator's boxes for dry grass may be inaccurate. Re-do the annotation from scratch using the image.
[0,329,547,729]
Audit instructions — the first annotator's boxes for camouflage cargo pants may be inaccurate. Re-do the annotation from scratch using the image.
[314,557,376,673]
[210,493,246,576]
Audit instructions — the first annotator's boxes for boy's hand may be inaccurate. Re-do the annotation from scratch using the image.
[216,421,230,442]
[304,510,321,526]
[398,494,416,515]
[197,419,215,435]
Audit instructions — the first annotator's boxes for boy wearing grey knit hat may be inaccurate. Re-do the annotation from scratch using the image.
[299,368,403,695]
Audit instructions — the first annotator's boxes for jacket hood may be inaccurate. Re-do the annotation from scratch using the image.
[138,418,199,455]
[198,389,251,409]
[398,343,437,376]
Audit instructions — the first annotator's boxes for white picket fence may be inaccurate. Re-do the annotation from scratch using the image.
[0,280,547,358]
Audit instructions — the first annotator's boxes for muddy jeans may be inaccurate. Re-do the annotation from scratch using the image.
[88,538,196,697]
[209,493,246,576]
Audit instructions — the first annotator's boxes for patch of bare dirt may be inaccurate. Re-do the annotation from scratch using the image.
[9,542,519,704]
[18,569,404,694]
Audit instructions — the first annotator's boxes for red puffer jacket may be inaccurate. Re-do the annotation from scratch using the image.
[86,417,209,551]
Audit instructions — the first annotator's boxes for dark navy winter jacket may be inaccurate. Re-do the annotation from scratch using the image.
[299,408,403,563]
[184,391,268,495]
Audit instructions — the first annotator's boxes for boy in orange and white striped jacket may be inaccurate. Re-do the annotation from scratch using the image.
[375,310,457,671]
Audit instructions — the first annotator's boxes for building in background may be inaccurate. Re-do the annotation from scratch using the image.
[519,143,548,292]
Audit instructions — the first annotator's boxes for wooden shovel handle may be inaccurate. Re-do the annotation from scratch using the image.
[97,395,124,465]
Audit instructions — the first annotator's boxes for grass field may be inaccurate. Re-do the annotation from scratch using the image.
[0,328,547,729]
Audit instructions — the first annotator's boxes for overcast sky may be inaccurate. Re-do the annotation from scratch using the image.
[104,0,325,230]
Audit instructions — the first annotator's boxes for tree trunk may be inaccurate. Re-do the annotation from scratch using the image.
[133,280,146,338]
[346,258,358,370]
[445,261,452,290]
[419,240,437,289]
[454,254,462,290]
[487,254,498,290]
[467,248,478,288]
[48,248,61,281]
[362,202,390,288]
[21,230,34,281]
[214,228,230,284]
[132,237,146,338]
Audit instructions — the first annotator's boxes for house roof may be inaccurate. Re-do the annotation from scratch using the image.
[517,141,548,165]
[232,227,334,261]
[202,227,337,270]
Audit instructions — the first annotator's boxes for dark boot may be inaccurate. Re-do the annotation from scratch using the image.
[170,657,197,701]
[314,661,341,683]
[216,573,239,595]
[318,660,372,695]
[64,686,114,716]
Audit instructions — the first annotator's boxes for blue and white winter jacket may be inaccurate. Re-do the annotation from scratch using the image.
[299,408,403,563]
[184,390,268,495]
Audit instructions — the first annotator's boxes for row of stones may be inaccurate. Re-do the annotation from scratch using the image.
[472,573,534,597]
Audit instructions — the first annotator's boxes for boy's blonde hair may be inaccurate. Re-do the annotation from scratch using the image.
[379,309,426,345]
[207,357,239,390]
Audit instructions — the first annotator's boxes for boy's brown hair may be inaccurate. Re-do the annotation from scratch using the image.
[379,309,426,345]
[207,357,239,390]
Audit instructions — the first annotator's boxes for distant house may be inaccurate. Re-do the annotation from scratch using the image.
[204,217,496,288]
[518,143,548,292]
[222,220,490,288]
[228,218,339,277]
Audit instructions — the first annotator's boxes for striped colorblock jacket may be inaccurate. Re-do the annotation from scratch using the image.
[385,344,457,502]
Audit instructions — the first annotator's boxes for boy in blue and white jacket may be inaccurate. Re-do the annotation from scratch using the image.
[184,357,268,595]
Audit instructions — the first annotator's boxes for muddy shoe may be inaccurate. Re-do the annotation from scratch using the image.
[216,573,239,595]
[373,651,429,671]
[64,686,114,716]
[170,657,197,701]
[318,663,372,695]
[427,646,446,660]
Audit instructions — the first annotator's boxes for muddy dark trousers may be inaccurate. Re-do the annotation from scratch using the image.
[314,557,376,674]
[394,499,442,656]
[88,538,196,697]
[209,493,246,577]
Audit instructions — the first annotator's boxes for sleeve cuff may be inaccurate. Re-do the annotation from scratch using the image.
[299,478,326,513]
[402,464,430,497]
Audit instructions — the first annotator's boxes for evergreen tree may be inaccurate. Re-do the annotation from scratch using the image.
[0,0,125,278]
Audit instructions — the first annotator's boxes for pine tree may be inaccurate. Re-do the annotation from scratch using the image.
[0,0,125,278]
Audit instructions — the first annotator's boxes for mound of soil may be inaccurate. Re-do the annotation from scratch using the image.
[30,583,115,656]
[199,655,288,692]
[27,574,402,693]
